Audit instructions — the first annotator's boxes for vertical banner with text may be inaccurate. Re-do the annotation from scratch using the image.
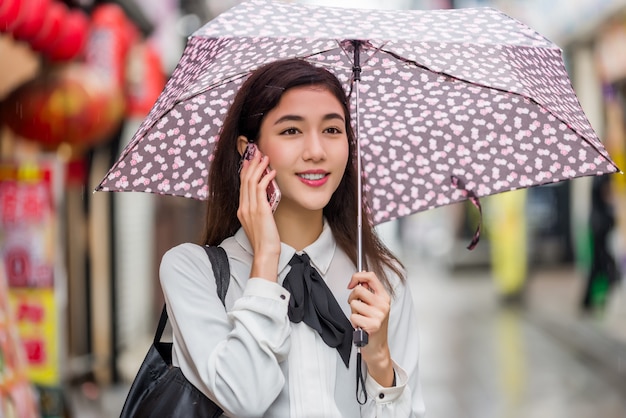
[0,159,65,417]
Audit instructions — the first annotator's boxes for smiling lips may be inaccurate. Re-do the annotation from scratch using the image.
[297,170,329,187]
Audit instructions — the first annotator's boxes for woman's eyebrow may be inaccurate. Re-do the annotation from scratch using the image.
[274,113,345,125]
[323,113,345,122]
[274,115,304,125]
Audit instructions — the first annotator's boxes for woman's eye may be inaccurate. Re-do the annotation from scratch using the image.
[280,127,300,135]
[324,127,343,134]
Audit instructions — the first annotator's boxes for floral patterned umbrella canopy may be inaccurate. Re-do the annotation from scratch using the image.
[97,0,618,226]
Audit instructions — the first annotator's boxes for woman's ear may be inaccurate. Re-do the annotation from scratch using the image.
[237,136,249,157]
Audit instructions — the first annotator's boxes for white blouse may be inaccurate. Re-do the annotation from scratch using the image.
[159,221,426,417]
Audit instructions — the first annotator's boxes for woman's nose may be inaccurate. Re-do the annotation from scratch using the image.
[302,133,326,161]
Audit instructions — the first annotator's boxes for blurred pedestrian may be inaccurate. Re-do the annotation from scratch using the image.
[581,174,618,311]
[159,59,425,417]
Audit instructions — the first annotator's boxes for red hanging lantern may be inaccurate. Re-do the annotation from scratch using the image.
[12,0,51,42]
[30,1,66,52]
[0,64,125,151]
[0,0,21,33]
[42,8,89,62]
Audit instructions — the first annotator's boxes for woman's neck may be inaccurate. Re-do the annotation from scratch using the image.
[274,207,324,251]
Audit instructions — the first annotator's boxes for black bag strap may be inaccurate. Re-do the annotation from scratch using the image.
[154,306,169,345]
[154,246,230,344]
[203,246,230,306]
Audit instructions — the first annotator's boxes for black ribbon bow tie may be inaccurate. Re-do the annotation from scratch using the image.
[282,253,352,367]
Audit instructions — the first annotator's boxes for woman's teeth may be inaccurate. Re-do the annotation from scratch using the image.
[299,173,326,180]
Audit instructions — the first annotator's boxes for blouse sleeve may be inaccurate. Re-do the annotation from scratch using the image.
[159,243,291,417]
[360,275,426,417]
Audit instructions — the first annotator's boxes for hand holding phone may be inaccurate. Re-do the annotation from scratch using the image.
[240,143,281,213]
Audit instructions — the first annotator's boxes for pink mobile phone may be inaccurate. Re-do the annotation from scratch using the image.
[240,143,281,212]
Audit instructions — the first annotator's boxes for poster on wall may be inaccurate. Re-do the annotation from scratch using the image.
[0,159,65,417]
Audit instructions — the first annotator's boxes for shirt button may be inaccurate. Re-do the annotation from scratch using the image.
[379,393,385,399]
[280,294,286,300]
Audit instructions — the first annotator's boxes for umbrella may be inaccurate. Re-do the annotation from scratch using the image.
[96,0,619,262]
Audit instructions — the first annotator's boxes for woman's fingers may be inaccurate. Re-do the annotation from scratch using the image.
[347,271,390,333]
[239,152,274,215]
[240,153,276,213]
[349,295,388,322]
[348,271,386,294]
[350,299,386,326]
[347,272,390,304]
[237,150,281,279]
[240,152,258,210]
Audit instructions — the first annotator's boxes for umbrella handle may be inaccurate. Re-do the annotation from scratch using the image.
[354,327,368,406]
[353,327,368,347]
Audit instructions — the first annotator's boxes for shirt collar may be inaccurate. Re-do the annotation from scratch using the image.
[234,219,336,276]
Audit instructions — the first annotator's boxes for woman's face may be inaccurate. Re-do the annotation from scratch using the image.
[256,86,350,216]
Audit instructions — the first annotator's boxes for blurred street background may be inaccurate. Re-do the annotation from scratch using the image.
[1,0,626,417]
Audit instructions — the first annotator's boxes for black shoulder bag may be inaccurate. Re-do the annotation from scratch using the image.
[120,246,230,418]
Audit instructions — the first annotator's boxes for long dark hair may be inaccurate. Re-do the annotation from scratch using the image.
[203,58,404,291]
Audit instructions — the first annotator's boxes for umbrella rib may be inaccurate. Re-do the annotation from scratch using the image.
[181,46,349,101]
[380,47,516,92]
[180,72,250,100]
[105,72,254,175]
[377,48,619,171]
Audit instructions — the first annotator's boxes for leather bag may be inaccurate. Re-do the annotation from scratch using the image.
[120,246,230,418]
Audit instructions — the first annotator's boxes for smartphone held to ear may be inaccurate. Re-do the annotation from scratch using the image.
[240,143,282,213]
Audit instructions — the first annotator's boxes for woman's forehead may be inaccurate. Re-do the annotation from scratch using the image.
[271,86,345,117]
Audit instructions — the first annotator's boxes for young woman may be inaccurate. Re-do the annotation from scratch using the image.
[159,58,425,417]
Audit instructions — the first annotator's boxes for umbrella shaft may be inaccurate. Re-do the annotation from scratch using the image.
[356,77,363,272]
[353,40,363,272]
